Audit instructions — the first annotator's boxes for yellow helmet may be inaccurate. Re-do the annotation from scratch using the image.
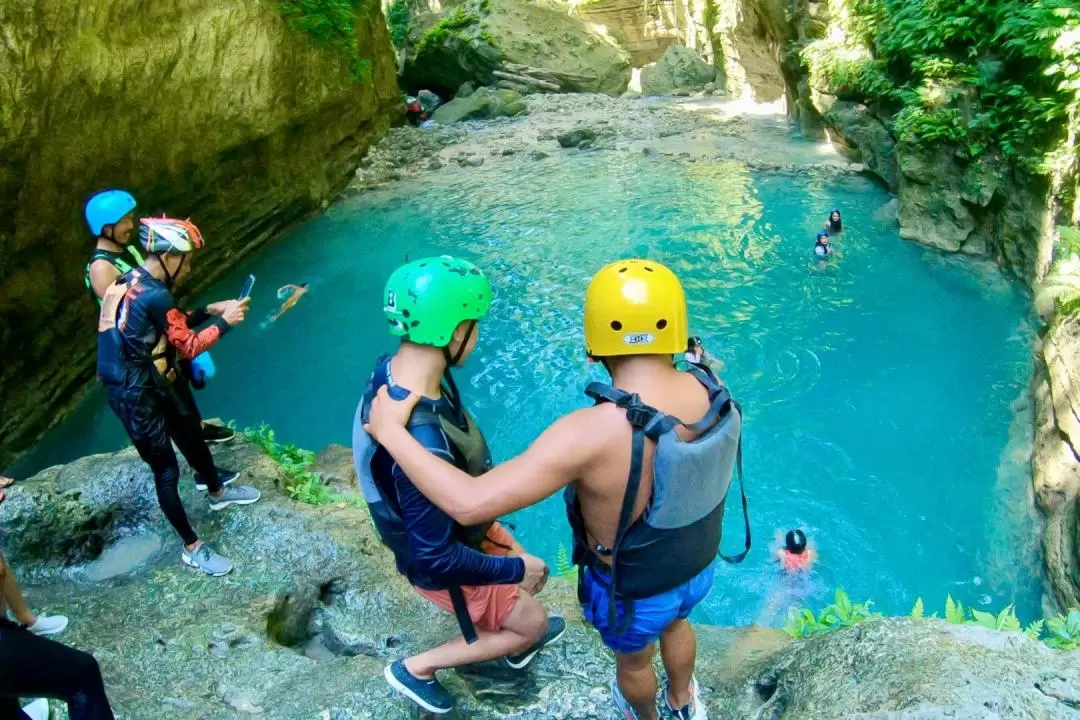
[584,259,688,357]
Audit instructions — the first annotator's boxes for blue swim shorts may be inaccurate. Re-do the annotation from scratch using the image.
[580,562,715,654]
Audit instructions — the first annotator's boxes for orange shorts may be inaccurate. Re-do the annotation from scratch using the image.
[413,522,522,633]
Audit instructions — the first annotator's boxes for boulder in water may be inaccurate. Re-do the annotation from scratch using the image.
[432,87,526,124]
[638,46,717,96]
[417,89,443,114]
[557,128,598,149]
[457,81,477,98]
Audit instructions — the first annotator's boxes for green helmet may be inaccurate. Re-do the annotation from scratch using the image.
[383,256,493,346]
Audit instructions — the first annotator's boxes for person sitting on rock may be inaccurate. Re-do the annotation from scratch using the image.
[97,217,261,577]
[0,477,114,720]
[777,529,816,573]
[352,256,565,716]
[84,189,237,447]
[828,209,843,234]
[365,259,750,720]
[814,230,832,258]
[273,283,309,321]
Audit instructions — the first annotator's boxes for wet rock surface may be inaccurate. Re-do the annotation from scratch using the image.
[9,438,1080,718]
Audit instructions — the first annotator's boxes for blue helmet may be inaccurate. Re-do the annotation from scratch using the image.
[85,190,137,236]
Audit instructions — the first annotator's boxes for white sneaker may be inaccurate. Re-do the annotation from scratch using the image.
[23,698,49,720]
[27,615,68,636]
[665,676,706,720]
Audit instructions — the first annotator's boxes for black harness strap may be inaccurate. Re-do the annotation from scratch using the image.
[582,370,753,634]
[449,586,479,644]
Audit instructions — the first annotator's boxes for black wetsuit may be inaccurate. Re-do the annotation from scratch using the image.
[87,249,209,415]
[0,618,114,720]
[97,268,230,545]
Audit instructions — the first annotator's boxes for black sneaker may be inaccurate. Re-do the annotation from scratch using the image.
[195,469,240,492]
[384,659,454,714]
[201,423,235,444]
[506,614,567,669]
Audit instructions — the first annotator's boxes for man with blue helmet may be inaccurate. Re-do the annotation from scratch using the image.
[84,190,235,445]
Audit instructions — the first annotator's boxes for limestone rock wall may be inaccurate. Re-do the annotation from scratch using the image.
[0,0,401,467]
[1034,315,1080,610]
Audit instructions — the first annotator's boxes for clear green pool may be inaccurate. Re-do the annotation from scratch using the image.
[13,148,1042,625]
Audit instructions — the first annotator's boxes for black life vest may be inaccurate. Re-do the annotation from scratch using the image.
[565,364,750,632]
[352,374,496,643]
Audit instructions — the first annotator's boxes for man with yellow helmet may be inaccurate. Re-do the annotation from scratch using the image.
[366,259,749,720]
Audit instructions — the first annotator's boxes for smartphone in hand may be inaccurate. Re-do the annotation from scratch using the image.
[240,274,256,300]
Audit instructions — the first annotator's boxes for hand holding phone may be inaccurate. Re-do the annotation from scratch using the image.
[240,274,256,300]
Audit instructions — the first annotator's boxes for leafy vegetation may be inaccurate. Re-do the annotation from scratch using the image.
[554,543,578,580]
[799,0,1080,169]
[243,424,340,505]
[387,0,412,48]
[412,6,481,54]
[786,589,1080,652]
[277,0,374,81]
[782,588,881,637]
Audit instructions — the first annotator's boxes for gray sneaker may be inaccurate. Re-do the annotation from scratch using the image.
[208,484,261,511]
[181,543,233,577]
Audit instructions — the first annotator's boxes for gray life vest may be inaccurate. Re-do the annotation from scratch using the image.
[565,364,750,631]
[352,377,496,642]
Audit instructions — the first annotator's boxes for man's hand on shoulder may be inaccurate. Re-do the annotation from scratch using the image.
[365,385,420,443]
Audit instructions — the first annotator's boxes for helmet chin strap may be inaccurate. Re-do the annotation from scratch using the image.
[440,320,477,409]
[155,253,185,288]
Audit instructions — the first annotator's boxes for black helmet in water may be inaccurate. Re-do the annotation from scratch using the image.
[785,529,807,554]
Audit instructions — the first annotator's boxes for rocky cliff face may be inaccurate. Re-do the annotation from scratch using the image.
[809,89,1055,286]
[401,0,631,97]
[9,437,1080,719]
[0,0,401,467]
[1034,313,1080,610]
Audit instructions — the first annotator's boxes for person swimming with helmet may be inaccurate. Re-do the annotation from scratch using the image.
[97,216,261,577]
[84,190,236,446]
[777,529,816,573]
[814,231,832,258]
[352,257,565,715]
[365,259,750,720]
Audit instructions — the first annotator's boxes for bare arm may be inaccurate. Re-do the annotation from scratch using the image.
[89,260,120,300]
[368,387,597,526]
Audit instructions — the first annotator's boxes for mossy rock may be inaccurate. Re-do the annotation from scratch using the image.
[433,87,527,124]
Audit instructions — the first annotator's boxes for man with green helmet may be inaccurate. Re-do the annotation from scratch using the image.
[352,256,565,715]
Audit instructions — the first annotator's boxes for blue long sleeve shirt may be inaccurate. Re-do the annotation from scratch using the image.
[368,357,525,590]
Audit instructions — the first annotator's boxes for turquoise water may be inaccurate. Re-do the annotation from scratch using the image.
[13,148,1042,625]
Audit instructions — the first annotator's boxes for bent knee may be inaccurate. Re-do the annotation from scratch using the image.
[513,593,548,642]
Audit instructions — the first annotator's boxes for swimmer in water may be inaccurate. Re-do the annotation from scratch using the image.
[814,231,832,258]
[274,283,309,321]
[777,529,816,572]
[828,209,843,234]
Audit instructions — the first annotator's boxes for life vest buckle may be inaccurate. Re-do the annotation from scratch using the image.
[623,403,654,429]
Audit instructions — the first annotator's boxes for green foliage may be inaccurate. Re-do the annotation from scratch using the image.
[1036,227,1080,316]
[277,0,374,81]
[945,594,967,624]
[387,0,412,48]
[910,597,924,618]
[416,6,481,54]
[783,588,881,637]
[243,424,339,505]
[554,543,578,580]
[802,0,1080,167]
[799,591,1080,653]
[1044,609,1080,649]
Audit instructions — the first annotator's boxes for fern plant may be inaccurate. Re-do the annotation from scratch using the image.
[242,423,339,505]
